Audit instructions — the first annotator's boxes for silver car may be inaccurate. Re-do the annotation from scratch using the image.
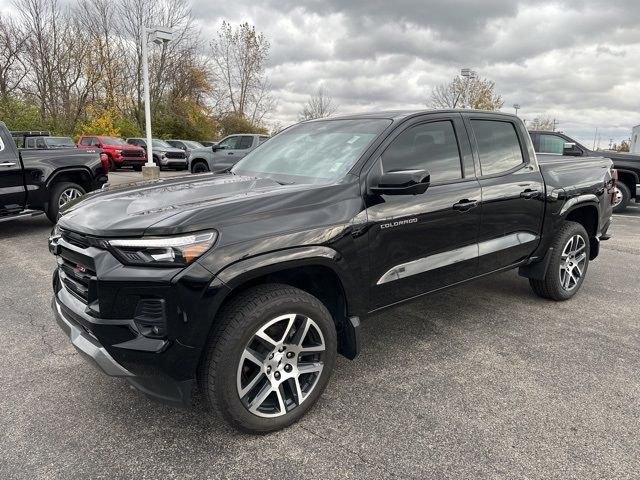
[189,134,270,173]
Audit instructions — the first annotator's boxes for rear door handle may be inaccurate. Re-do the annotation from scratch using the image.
[453,199,479,211]
[0,162,16,167]
[520,189,539,199]
[227,152,234,155]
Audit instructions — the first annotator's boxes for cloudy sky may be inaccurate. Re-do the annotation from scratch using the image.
[191,0,639,147]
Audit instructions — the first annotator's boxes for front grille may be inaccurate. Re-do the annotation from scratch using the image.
[59,257,97,304]
[165,151,186,159]
[60,228,91,249]
[122,150,144,158]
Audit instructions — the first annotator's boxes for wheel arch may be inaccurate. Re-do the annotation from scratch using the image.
[45,167,93,192]
[210,247,362,360]
[615,169,638,199]
[563,203,599,259]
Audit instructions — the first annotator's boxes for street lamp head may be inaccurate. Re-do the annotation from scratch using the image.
[149,26,173,45]
[513,104,520,109]
[461,68,476,78]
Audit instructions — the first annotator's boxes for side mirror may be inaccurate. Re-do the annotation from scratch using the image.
[211,145,219,152]
[563,142,580,156]
[370,169,430,196]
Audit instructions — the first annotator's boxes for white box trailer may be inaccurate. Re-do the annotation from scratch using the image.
[632,125,640,153]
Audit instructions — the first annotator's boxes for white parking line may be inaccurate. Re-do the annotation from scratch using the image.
[613,214,640,219]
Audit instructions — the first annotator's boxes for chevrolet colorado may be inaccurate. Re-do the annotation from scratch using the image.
[49,110,614,433]
[0,122,108,223]
[529,129,640,212]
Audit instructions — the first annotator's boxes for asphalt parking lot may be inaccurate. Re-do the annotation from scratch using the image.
[1,173,639,479]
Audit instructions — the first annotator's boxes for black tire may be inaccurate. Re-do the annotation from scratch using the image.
[199,284,337,433]
[191,160,209,174]
[133,164,142,172]
[529,221,590,301]
[152,155,162,170]
[46,182,86,223]
[107,155,116,172]
[613,182,631,213]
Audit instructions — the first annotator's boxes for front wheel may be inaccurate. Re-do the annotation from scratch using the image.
[191,161,209,174]
[529,221,590,301]
[199,284,337,433]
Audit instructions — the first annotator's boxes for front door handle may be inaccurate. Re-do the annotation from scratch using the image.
[227,152,234,155]
[520,189,539,199]
[453,199,479,211]
[0,162,16,167]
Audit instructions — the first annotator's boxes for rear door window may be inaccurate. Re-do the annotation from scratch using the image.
[470,120,524,176]
[237,136,254,149]
[80,137,94,146]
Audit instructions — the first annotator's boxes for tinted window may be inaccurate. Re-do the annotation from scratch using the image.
[80,137,94,146]
[538,134,565,155]
[26,138,35,148]
[381,121,462,182]
[36,138,46,148]
[218,136,239,149]
[237,136,254,149]
[471,120,524,175]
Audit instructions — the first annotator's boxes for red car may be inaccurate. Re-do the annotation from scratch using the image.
[77,135,146,171]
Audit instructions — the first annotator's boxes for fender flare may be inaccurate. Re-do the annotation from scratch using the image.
[559,193,599,217]
[213,246,362,359]
[45,166,94,189]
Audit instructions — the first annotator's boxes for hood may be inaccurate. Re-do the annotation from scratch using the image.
[57,173,349,237]
[157,146,185,154]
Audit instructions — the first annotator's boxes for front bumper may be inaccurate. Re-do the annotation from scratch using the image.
[53,296,132,377]
[49,231,230,407]
[160,157,188,167]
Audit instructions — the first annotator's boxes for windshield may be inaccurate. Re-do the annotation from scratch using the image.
[232,118,391,183]
[44,137,76,148]
[153,139,172,148]
[102,137,128,146]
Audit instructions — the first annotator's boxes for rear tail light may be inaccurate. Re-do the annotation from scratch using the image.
[101,153,109,173]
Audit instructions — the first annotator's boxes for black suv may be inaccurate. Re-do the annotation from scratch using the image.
[50,111,614,433]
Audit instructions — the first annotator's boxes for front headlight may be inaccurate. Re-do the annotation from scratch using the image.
[115,149,122,154]
[107,231,217,266]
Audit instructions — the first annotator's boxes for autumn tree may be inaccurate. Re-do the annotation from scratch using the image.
[430,72,503,110]
[298,86,338,121]
[210,22,275,125]
[528,116,556,131]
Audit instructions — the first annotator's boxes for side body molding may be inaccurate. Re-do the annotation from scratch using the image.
[377,232,539,285]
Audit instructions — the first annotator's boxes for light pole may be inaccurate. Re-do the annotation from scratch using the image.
[513,104,520,116]
[141,25,173,180]
[458,68,476,108]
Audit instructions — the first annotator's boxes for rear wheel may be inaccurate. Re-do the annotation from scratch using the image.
[612,182,630,213]
[529,221,590,301]
[46,182,86,223]
[107,155,116,172]
[199,284,337,433]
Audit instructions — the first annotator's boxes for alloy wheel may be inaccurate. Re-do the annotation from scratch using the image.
[58,187,83,207]
[612,187,624,208]
[236,313,326,418]
[559,234,587,291]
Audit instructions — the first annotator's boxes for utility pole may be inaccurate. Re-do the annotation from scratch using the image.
[513,104,520,116]
[552,118,557,132]
[592,127,598,150]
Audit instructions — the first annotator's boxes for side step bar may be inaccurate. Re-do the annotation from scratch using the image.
[0,209,44,223]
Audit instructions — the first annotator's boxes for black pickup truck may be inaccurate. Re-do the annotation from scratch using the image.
[49,110,614,433]
[0,123,108,223]
[529,130,640,212]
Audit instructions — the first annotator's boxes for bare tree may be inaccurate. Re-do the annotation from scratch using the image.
[210,21,275,125]
[430,73,503,110]
[298,85,338,121]
[528,116,556,131]
[0,15,28,98]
